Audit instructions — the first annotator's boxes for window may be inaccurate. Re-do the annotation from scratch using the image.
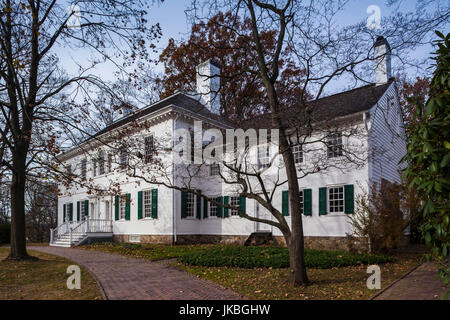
[81,159,87,180]
[66,164,72,178]
[328,186,344,213]
[93,159,97,177]
[119,195,127,220]
[80,201,86,219]
[143,190,153,218]
[119,146,128,169]
[299,190,304,215]
[230,196,240,216]
[98,151,105,175]
[327,133,343,158]
[185,192,195,217]
[258,145,270,169]
[210,163,220,176]
[144,135,154,164]
[107,154,113,173]
[209,199,218,217]
[293,145,303,164]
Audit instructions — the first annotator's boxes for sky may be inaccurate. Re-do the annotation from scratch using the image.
[57,0,448,98]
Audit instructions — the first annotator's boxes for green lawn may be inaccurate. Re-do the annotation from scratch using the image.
[176,253,420,300]
[0,248,102,300]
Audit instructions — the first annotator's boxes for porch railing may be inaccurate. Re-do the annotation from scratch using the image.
[50,218,113,244]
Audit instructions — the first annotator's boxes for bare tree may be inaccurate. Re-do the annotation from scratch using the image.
[0,0,162,259]
[25,180,57,242]
[61,0,448,287]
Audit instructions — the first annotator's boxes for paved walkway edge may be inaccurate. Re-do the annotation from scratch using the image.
[369,262,422,300]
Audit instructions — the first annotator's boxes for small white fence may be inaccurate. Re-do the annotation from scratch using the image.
[50,217,113,245]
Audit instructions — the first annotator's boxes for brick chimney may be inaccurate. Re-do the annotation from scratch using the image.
[195,59,221,114]
[374,36,392,85]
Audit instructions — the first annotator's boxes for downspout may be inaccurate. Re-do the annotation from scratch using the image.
[363,111,373,253]
[173,112,179,245]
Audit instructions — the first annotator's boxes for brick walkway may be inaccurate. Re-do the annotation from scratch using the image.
[374,262,449,300]
[29,246,242,300]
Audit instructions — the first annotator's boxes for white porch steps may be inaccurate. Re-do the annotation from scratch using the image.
[50,218,114,247]
[50,233,87,247]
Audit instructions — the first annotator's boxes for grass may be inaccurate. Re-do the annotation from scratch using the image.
[176,252,422,300]
[0,248,103,300]
[83,242,422,300]
[82,242,215,261]
[178,246,392,268]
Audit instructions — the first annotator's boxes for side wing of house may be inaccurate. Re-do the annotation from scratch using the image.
[368,82,407,187]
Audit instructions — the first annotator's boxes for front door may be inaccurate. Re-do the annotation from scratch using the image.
[255,200,271,232]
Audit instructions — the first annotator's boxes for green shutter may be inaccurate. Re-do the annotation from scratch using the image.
[344,184,354,214]
[303,189,312,216]
[196,191,202,219]
[63,204,66,222]
[85,200,89,217]
[69,203,73,221]
[181,191,187,218]
[138,191,143,220]
[282,190,289,216]
[223,196,229,218]
[239,196,246,217]
[151,189,158,219]
[216,197,223,218]
[203,197,208,219]
[319,187,327,215]
[125,194,131,220]
[77,201,80,221]
[115,195,119,220]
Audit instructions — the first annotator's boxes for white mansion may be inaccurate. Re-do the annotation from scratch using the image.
[51,36,406,249]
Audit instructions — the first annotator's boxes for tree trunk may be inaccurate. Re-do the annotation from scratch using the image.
[283,149,309,286]
[8,150,30,260]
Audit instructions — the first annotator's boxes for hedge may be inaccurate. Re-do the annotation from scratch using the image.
[178,246,392,269]
[0,224,11,245]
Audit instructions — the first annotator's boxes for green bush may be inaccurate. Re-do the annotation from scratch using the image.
[178,246,392,269]
[0,224,11,245]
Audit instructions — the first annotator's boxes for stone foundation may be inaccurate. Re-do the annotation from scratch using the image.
[114,234,173,245]
[113,233,409,252]
[114,233,365,251]
[176,234,248,245]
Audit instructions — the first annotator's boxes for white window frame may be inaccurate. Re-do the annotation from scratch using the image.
[66,202,72,221]
[209,198,218,218]
[80,200,86,220]
[327,132,343,158]
[230,196,240,216]
[144,135,154,164]
[143,189,153,219]
[258,144,270,169]
[293,144,303,164]
[185,192,195,218]
[299,189,304,215]
[98,151,105,175]
[210,163,220,176]
[119,146,128,170]
[81,159,87,180]
[93,159,97,177]
[328,186,344,214]
[119,195,127,220]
